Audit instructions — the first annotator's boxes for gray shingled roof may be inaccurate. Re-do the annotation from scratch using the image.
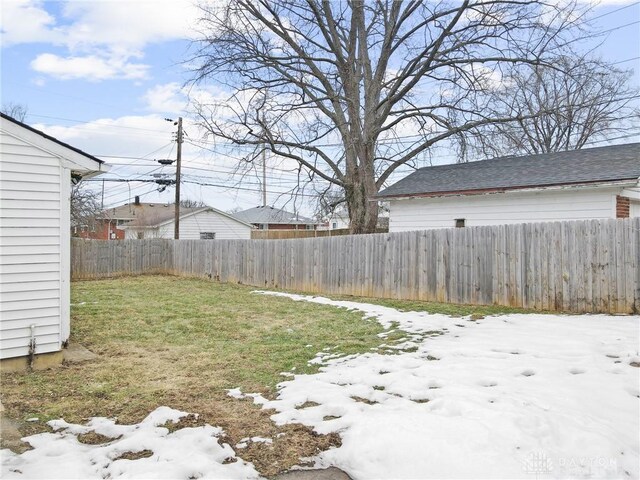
[232,206,316,225]
[377,143,640,198]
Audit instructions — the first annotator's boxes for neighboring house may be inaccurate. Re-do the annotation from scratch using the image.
[376,143,640,231]
[74,196,154,240]
[319,205,390,231]
[233,205,321,230]
[326,210,350,230]
[0,113,108,369]
[121,204,253,239]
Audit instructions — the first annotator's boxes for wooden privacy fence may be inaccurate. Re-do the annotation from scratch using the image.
[71,218,640,314]
[250,228,352,240]
[250,228,388,240]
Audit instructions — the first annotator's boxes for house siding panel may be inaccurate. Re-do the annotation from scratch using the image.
[389,187,620,232]
[0,130,63,359]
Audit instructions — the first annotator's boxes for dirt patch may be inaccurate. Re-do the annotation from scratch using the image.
[77,432,121,445]
[154,392,341,477]
[351,396,378,405]
[297,401,320,409]
[114,449,153,461]
[161,414,206,432]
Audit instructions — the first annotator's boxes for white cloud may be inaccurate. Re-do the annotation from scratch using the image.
[2,0,199,82]
[143,82,188,113]
[2,0,199,50]
[31,53,149,81]
[32,114,175,157]
[0,0,61,46]
[59,0,199,52]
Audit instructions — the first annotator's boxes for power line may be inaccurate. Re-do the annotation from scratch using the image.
[26,113,175,134]
[597,19,640,36]
[587,2,640,22]
[86,177,327,198]
[611,56,640,65]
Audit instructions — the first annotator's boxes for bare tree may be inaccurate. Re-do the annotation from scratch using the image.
[457,56,640,159]
[70,183,101,234]
[1,102,28,122]
[191,0,584,233]
[179,199,208,208]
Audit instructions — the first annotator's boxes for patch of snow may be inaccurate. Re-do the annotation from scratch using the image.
[25,418,38,423]
[254,291,640,479]
[250,437,273,445]
[226,388,245,399]
[226,388,268,406]
[1,407,260,479]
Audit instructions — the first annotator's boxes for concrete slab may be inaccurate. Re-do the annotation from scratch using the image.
[1,351,63,373]
[0,416,26,452]
[272,467,352,480]
[63,343,98,364]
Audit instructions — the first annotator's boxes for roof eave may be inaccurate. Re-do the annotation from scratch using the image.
[375,178,639,201]
[1,113,107,173]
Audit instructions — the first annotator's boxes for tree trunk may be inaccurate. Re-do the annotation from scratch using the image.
[345,170,379,234]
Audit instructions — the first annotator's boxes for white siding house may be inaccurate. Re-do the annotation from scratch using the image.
[123,206,253,239]
[1,113,107,365]
[378,144,640,231]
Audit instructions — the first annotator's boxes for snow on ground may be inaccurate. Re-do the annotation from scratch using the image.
[1,407,260,480]
[3,294,638,480]
[254,292,640,479]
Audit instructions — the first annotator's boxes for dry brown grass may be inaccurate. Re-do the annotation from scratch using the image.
[0,276,390,476]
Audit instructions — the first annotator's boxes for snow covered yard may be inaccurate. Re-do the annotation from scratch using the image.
[249,293,640,479]
[2,283,638,479]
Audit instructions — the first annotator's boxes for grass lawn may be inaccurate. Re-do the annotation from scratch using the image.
[0,275,529,475]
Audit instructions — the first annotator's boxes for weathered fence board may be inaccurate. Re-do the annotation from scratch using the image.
[71,218,640,314]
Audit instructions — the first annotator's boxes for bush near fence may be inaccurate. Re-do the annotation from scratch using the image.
[71,218,640,314]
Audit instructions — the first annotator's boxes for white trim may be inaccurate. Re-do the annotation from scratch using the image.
[60,167,71,346]
[380,180,638,202]
[620,188,640,201]
[1,116,108,174]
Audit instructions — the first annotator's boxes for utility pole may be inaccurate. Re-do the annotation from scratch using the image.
[174,117,183,239]
[262,147,267,207]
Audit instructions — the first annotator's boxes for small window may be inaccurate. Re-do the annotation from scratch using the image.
[137,231,144,239]
[455,218,465,228]
[200,232,216,240]
[332,222,337,229]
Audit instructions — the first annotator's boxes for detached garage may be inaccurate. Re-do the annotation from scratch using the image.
[0,113,107,370]
[377,143,640,231]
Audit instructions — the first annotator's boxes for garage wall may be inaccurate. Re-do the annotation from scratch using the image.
[389,187,620,232]
[0,130,63,359]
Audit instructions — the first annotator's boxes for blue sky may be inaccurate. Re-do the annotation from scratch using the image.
[1,0,639,214]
